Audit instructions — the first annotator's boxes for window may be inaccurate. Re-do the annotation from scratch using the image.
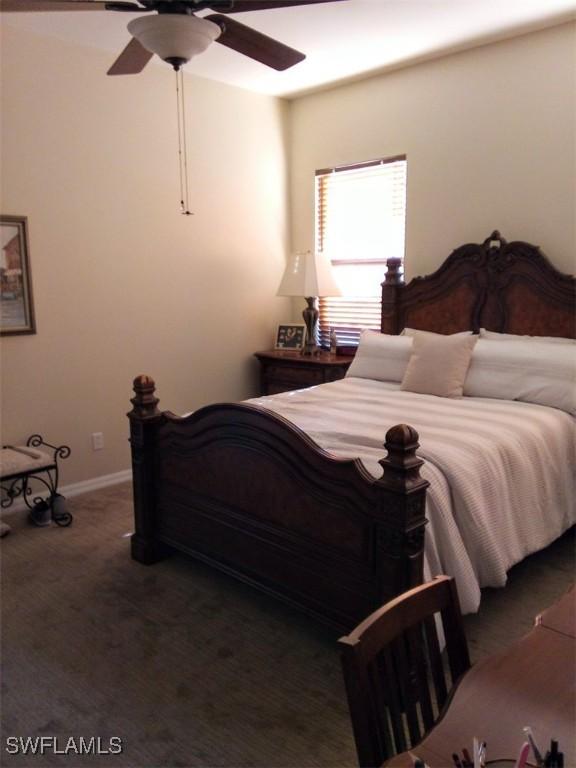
[315,155,407,347]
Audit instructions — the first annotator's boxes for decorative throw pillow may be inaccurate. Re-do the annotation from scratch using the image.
[401,332,477,398]
[479,329,575,344]
[346,330,412,383]
[464,339,576,415]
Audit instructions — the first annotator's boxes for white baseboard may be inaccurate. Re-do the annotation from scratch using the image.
[60,469,132,499]
[1,469,132,518]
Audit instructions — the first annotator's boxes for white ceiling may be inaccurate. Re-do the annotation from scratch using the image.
[3,0,576,97]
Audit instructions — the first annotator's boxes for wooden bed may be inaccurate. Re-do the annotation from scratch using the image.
[128,232,575,632]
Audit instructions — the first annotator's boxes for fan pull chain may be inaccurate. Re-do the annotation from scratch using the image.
[175,68,193,216]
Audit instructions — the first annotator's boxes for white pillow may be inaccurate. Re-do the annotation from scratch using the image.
[401,333,477,398]
[402,327,473,337]
[464,339,576,415]
[479,328,575,344]
[346,330,412,383]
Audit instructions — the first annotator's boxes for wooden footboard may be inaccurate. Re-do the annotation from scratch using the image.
[128,375,429,632]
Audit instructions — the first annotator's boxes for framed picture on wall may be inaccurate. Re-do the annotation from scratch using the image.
[275,323,306,350]
[1,215,36,336]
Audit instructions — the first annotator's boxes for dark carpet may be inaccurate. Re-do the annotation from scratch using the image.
[1,483,574,768]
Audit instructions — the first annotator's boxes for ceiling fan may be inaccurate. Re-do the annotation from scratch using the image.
[0,0,349,75]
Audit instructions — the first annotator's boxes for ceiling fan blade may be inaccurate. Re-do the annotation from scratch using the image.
[107,37,153,75]
[207,14,304,71]
[0,0,137,10]
[211,0,348,13]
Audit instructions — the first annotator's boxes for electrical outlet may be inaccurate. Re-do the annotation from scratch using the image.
[91,432,104,451]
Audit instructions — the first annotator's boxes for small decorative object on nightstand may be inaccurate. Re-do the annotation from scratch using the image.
[254,349,352,396]
[276,251,341,356]
[330,328,338,354]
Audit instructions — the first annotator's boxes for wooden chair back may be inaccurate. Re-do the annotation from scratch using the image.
[339,576,471,767]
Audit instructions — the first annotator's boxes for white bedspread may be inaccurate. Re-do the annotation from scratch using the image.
[247,377,576,614]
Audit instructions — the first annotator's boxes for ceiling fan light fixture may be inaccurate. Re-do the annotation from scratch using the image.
[127,14,221,67]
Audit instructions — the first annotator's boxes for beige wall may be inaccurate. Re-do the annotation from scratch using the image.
[0,24,290,485]
[2,21,575,488]
[289,22,576,279]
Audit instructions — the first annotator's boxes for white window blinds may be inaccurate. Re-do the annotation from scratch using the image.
[315,155,407,347]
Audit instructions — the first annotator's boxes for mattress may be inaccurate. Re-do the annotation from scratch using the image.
[248,377,576,614]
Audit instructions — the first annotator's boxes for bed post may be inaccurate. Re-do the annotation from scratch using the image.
[381,257,404,335]
[375,424,429,605]
[128,375,166,565]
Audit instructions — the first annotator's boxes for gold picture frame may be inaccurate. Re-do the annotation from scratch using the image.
[1,215,36,336]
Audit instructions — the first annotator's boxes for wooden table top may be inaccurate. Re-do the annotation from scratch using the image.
[385,586,576,768]
[254,349,353,365]
[422,627,575,763]
[536,585,575,639]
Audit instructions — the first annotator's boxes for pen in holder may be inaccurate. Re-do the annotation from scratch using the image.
[452,741,485,768]
[524,727,544,767]
[543,740,563,768]
[516,742,531,768]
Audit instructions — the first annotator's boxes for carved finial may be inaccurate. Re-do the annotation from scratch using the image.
[378,423,428,492]
[381,258,405,334]
[483,230,508,252]
[384,257,403,286]
[129,375,160,420]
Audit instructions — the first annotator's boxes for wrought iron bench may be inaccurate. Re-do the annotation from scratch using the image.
[0,435,72,527]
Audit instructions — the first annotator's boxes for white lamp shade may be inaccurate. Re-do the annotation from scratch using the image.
[127,15,221,63]
[277,251,341,298]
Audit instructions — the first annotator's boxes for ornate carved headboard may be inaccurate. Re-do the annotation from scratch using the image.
[381,231,575,338]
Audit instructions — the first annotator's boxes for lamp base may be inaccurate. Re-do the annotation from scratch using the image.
[301,297,320,356]
[301,344,321,356]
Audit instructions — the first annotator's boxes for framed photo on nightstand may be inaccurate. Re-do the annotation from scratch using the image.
[275,323,305,350]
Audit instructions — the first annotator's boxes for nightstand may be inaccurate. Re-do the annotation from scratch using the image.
[254,350,353,396]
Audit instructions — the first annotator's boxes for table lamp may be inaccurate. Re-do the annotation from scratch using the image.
[276,251,341,356]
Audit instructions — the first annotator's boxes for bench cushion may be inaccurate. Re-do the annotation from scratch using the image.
[0,447,53,479]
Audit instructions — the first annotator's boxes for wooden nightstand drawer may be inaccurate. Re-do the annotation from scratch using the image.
[255,350,353,396]
[324,366,350,383]
[264,365,324,386]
